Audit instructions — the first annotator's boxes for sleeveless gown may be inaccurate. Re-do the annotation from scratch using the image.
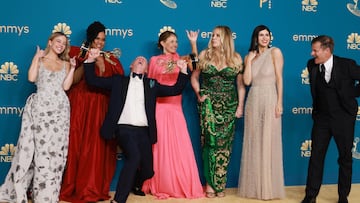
[142,54,204,199]
[0,62,70,203]
[60,46,124,203]
[199,64,239,193]
[238,47,285,200]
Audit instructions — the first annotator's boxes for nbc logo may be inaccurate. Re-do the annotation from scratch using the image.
[211,0,227,8]
[353,137,360,159]
[356,107,360,121]
[347,33,360,50]
[52,23,72,37]
[0,62,19,81]
[302,0,318,12]
[300,138,360,159]
[0,144,16,162]
[158,26,176,36]
[301,67,309,85]
[300,140,312,157]
[259,0,272,9]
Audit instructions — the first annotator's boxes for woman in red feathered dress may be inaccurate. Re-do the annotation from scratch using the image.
[60,21,124,203]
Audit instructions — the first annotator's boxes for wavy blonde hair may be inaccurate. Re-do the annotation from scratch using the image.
[44,32,70,61]
[199,25,242,72]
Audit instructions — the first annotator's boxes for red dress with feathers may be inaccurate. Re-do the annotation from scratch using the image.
[60,46,124,203]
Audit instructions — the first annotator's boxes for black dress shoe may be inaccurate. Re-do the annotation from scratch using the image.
[338,196,348,203]
[132,187,145,196]
[301,196,316,203]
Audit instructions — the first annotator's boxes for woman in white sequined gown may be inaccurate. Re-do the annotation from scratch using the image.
[0,32,75,203]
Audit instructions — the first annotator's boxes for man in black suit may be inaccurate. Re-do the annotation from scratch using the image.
[83,49,190,203]
[302,35,360,203]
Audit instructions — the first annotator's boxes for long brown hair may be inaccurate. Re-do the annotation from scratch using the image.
[157,30,177,51]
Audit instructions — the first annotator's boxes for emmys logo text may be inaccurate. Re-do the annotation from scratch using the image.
[0,25,30,36]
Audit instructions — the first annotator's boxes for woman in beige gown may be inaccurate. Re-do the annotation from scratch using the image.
[238,25,285,200]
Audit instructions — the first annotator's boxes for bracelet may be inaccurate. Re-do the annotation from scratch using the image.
[189,53,198,70]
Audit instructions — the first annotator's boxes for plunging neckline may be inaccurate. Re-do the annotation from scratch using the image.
[210,64,230,72]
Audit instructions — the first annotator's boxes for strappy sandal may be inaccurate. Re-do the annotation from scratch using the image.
[216,191,225,197]
[205,184,216,198]
[205,191,216,198]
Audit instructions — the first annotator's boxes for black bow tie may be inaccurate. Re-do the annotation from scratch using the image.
[132,73,143,79]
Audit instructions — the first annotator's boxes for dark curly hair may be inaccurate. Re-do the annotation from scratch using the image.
[86,21,106,43]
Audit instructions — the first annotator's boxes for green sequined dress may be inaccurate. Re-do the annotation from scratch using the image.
[198,65,239,192]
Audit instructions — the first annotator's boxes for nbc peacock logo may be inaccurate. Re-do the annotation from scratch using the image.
[0,62,19,82]
[158,26,176,37]
[301,67,309,85]
[300,140,312,157]
[302,0,318,12]
[356,107,360,121]
[0,143,16,162]
[52,23,72,37]
[347,33,360,50]
[352,137,360,159]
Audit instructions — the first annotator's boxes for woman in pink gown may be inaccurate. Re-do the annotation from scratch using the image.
[142,30,204,199]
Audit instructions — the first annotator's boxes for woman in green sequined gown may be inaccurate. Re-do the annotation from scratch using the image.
[191,25,245,198]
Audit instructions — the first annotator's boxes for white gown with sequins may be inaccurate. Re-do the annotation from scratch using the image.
[0,62,70,203]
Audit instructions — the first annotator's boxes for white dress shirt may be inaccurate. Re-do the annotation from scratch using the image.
[118,75,148,126]
[322,55,333,83]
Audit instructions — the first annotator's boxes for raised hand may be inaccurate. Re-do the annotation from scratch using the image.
[87,48,101,62]
[35,45,45,59]
[176,59,188,74]
[70,56,76,68]
[186,29,199,43]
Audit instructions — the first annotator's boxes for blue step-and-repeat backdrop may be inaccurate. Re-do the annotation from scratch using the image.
[1,0,360,190]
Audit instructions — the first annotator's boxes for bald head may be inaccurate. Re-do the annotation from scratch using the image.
[130,56,148,74]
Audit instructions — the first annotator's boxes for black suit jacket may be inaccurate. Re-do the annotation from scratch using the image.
[307,55,360,117]
[84,62,189,144]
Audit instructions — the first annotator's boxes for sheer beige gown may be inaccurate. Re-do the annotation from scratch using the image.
[238,47,285,200]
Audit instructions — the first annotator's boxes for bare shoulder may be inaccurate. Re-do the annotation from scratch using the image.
[198,50,206,58]
[244,54,249,63]
[271,47,283,55]
[64,60,71,70]
[234,52,243,63]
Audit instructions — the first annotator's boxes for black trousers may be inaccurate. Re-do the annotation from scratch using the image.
[113,124,154,203]
[305,111,355,199]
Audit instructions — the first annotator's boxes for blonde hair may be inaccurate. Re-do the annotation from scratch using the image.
[44,32,70,61]
[199,26,242,72]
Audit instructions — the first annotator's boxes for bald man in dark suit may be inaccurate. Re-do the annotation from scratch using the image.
[83,49,190,203]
